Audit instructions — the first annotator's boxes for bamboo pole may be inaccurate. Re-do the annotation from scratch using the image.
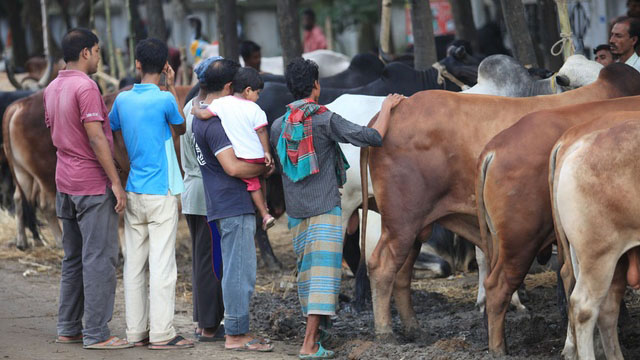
[324,15,333,51]
[380,0,392,54]
[554,0,574,61]
[115,48,126,80]
[125,0,136,74]
[104,0,117,78]
[40,0,49,60]
[180,46,189,86]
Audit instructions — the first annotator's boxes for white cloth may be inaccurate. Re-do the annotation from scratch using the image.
[625,52,640,73]
[206,95,268,159]
[123,191,179,343]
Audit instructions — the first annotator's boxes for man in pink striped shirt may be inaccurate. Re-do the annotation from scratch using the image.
[44,28,130,350]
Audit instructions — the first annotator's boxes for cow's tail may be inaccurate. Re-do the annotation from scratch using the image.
[549,142,574,317]
[353,145,371,311]
[2,103,40,242]
[476,152,496,266]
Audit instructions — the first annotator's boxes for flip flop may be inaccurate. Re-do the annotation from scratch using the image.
[148,335,194,350]
[299,343,335,359]
[226,338,274,352]
[56,334,83,344]
[134,337,150,347]
[83,336,133,350]
[263,215,276,230]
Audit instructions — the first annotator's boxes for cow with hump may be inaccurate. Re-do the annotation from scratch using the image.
[360,59,637,348]
[549,111,640,360]
[475,63,640,356]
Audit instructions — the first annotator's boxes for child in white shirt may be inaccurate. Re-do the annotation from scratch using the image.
[192,67,275,230]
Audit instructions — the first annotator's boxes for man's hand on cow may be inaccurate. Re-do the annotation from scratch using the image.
[112,183,127,214]
[382,93,405,111]
[163,62,175,89]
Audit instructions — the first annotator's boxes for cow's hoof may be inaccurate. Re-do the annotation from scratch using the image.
[375,332,396,344]
[402,326,424,342]
[489,347,507,358]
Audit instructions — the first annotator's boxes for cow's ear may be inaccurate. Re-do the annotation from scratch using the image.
[556,75,570,87]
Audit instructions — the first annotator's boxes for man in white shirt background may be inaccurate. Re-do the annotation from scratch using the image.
[610,16,640,72]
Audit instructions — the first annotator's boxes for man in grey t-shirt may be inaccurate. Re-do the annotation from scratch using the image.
[270,57,403,358]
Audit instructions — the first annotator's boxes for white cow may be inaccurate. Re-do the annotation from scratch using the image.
[200,43,350,78]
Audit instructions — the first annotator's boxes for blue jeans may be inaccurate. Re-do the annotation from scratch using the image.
[213,214,257,335]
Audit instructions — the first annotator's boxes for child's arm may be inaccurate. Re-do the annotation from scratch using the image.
[191,105,215,120]
[256,127,273,167]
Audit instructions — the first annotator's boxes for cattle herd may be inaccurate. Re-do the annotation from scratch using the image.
[1,50,639,359]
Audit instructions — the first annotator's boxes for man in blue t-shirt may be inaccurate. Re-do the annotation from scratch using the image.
[109,38,193,350]
[192,58,274,352]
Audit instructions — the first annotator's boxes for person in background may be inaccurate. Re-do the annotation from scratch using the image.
[593,44,614,66]
[180,56,226,343]
[302,8,327,53]
[44,27,130,350]
[109,38,192,350]
[610,16,640,71]
[270,57,403,359]
[240,40,262,72]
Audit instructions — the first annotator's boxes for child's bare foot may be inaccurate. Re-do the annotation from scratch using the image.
[262,214,275,230]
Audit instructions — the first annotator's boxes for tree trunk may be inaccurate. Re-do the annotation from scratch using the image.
[276,0,302,72]
[146,0,167,41]
[499,0,538,67]
[450,0,479,54]
[539,0,563,71]
[411,0,437,70]
[215,0,239,63]
[3,0,29,67]
[380,0,392,54]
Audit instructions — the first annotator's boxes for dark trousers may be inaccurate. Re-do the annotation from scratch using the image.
[186,214,224,329]
[56,190,119,346]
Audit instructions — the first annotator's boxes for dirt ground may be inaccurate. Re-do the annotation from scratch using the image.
[2,210,640,360]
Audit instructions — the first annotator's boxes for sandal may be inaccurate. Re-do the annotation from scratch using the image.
[262,215,276,230]
[148,335,194,350]
[134,337,150,347]
[226,338,274,352]
[83,336,133,350]
[299,342,335,359]
[56,334,83,344]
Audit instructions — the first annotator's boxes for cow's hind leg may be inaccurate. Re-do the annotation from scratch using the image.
[369,230,416,341]
[393,239,422,340]
[476,248,526,313]
[571,254,619,360]
[595,258,626,360]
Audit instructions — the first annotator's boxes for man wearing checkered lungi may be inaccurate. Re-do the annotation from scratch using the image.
[271,57,403,359]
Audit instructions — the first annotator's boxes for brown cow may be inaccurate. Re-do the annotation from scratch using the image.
[2,86,192,249]
[549,113,640,359]
[360,63,635,346]
[475,64,640,355]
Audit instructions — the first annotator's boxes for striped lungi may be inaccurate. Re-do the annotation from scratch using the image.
[288,206,343,316]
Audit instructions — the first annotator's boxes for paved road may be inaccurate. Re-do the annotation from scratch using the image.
[0,261,297,360]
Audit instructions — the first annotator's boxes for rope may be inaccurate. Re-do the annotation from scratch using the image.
[551,32,575,56]
[432,62,471,91]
